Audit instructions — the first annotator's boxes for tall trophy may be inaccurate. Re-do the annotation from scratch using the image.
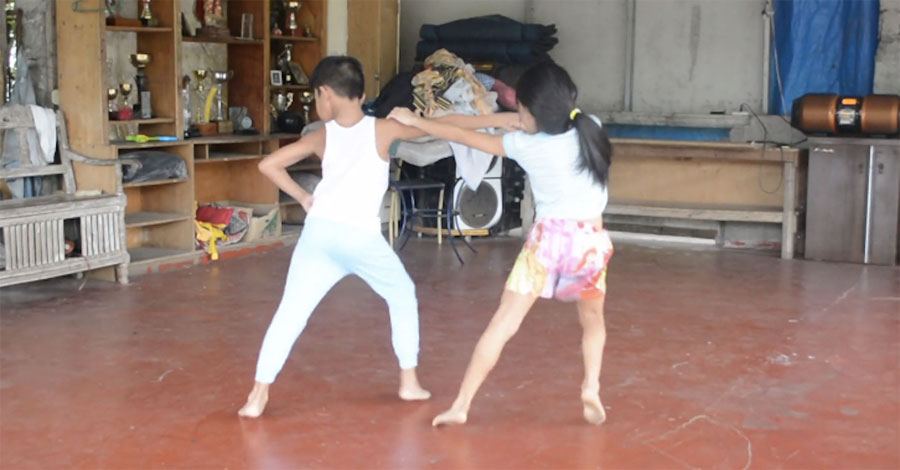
[118,82,134,120]
[107,87,119,120]
[299,90,314,125]
[130,53,152,119]
[139,0,156,27]
[277,44,309,86]
[210,70,234,123]
[286,1,301,37]
[192,69,209,123]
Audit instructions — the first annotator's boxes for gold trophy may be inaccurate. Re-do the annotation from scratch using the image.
[193,69,209,123]
[107,87,119,120]
[129,53,152,118]
[118,83,133,110]
[139,0,156,27]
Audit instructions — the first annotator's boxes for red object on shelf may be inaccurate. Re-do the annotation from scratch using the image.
[118,108,134,120]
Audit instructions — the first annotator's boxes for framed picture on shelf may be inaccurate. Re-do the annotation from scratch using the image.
[270,70,283,87]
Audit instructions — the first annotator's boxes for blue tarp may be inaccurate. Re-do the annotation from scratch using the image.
[769,0,880,115]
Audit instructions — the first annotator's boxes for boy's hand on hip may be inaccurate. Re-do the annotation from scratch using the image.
[300,193,314,212]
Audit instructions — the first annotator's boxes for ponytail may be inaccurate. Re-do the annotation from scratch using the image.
[571,112,612,186]
[516,62,612,187]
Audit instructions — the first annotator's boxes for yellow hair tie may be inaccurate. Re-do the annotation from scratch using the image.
[569,108,582,120]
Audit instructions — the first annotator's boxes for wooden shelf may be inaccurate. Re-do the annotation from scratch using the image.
[113,140,185,149]
[106,26,173,33]
[123,177,189,189]
[197,153,263,164]
[128,247,195,263]
[183,36,263,45]
[125,211,191,228]
[109,118,175,126]
[270,85,311,91]
[271,35,319,43]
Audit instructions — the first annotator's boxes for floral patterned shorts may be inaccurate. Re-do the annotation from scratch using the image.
[506,218,614,302]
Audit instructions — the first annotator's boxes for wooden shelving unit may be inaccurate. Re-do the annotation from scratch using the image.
[56,0,326,277]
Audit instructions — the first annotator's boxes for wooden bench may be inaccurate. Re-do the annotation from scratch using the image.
[0,106,134,287]
[521,139,801,259]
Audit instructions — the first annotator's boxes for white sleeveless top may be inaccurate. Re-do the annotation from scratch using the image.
[306,116,388,232]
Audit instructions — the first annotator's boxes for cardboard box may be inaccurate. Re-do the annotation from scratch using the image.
[216,201,282,242]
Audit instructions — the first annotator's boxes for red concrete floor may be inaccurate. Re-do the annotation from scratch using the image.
[1,237,898,469]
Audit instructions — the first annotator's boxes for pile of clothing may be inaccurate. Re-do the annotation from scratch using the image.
[412,49,498,117]
[415,15,558,65]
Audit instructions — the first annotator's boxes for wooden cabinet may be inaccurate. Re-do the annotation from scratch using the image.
[56,0,326,277]
[805,138,900,265]
[348,0,399,99]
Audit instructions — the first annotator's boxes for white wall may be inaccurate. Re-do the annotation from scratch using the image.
[631,0,765,114]
[529,0,628,111]
[327,0,349,55]
[874,0,900,95]
[399,0,769,115]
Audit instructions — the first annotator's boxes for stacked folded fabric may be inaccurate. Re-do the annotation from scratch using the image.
[415,15,558,65]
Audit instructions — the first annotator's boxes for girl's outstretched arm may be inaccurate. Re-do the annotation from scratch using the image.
[389,108,507,157]
[434,112,520,131]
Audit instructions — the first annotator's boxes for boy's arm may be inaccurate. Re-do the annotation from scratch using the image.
[388,108,506,157]
[258,127,325,210]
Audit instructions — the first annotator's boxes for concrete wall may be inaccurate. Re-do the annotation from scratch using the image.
[399,0,768,114]
[527,0,628,112]
[631,0,765,114]
[874,0,900,95]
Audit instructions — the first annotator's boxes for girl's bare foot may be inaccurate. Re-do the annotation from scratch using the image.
[238,382,270,418]
[432,407,468,426]
[581,389,606,425]
[398,368,431,401]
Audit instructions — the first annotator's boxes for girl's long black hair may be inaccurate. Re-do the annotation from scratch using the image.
[515,62,612,186]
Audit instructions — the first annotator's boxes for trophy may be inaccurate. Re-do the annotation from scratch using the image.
[118,83,133,109]
[139,0,156,27]
[299,90,314,125]
[107,88,119,120]
[271,92,294,117]
[210,70,234,122]
[130,53,152,119]
[286,1,301,37]
[272,92,303,133]
[192,69,209,123]
[118,83,134,120]
[277,44,309,86]
[196,0,230,38]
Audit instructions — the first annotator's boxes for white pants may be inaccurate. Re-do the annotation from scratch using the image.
[254,218,420,384]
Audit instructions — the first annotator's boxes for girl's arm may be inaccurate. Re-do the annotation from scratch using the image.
[388,108,507,157]
[258,127,325,210]
[434,112,519,131]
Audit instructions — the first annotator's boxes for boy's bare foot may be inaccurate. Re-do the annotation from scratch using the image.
[432,407,468,426]
[398,368,431,401]
[581,389,606,425]
[238,382,270,418]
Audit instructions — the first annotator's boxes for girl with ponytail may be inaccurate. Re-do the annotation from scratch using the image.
[389,61,614,427]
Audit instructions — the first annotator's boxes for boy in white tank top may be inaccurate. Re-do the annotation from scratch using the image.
[239,57,433,418]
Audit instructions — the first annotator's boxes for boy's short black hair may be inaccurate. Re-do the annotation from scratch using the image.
[310,56,365,99]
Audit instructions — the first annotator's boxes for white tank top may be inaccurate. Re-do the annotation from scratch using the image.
[306,116,387,232]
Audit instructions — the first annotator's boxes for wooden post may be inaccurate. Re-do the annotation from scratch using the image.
[781,160,797,259]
